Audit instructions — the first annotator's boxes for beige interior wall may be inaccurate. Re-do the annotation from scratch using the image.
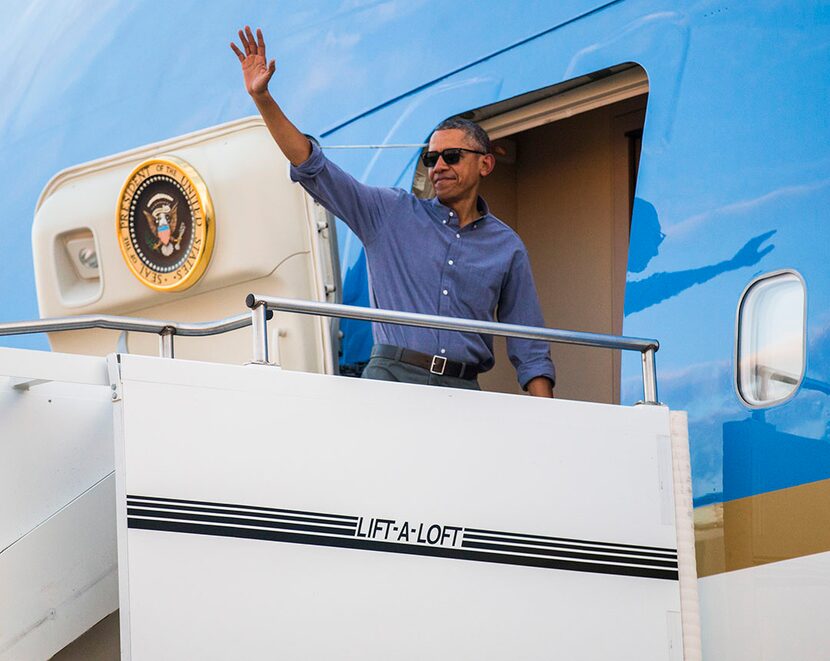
[478,96,646,403]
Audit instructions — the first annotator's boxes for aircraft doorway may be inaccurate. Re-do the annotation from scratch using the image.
[416,66,648,403]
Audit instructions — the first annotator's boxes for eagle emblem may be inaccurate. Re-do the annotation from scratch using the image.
[143,193,184,257]
[117,156,215,292]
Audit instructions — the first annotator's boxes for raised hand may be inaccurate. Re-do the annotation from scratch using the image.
[229,25,311,165]
[730,229,776,268]
[230,26,275,97]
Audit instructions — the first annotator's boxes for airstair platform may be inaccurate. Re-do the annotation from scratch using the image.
[0,299,699,660]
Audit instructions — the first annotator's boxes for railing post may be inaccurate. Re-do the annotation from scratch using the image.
[159,328,175,359]
[250,302,270,364]
[641,347,659,405]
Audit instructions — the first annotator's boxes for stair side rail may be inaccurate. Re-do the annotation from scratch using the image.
[0,310,273,360]
[246,294,661,405]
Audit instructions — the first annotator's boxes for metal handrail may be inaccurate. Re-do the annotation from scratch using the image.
[0,310,272,359]
[0,297,661,404]
[246,294,661,404]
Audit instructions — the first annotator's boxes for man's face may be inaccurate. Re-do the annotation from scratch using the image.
[427,129,494,206]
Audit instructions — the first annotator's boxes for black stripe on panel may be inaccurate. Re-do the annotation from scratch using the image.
[464,527,675,554]
[126,494,358,523]
[460,540,678,569]
[127,508,357,536]
[125,500,354,528]
[462,533,677,560]
[127,517,679,581]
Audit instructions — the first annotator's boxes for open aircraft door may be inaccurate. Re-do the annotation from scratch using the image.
[31,117,340,373]
[110,348,700,660]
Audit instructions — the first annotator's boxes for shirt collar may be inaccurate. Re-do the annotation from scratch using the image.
[429,195,491,226]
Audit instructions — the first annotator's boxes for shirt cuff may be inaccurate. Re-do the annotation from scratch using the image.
[517,359,556,391]
[289,135,325,181]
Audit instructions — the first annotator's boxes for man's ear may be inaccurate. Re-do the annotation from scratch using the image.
[480,153,496,177]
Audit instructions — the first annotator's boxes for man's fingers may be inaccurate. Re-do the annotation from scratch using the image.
[238,29,251,54]
[269,59,276,73]
[230,42,245,62]
[246,26,258,55]
[257,28,266,60]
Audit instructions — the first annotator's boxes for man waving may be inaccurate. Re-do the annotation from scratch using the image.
[231,27,554,396]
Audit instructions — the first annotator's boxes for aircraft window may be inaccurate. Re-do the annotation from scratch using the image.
[736,271,806,407]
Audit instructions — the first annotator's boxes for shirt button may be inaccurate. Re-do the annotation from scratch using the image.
[448,259,454,265]
[442,219,447,224]
[440,348,446,354]
[456,233,460,239]
[442,289,448,295]
[449,212,454,217]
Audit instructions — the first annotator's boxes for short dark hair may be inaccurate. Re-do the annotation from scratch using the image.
[432,118,491,154]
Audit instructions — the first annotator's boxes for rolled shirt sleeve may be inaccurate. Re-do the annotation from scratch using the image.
[497,249,556,390]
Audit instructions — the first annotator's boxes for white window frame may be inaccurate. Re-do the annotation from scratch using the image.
[734,269,807,409]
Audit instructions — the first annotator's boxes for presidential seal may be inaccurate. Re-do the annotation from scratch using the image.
[116,156,215,291]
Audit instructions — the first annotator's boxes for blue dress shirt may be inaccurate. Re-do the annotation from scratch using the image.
[290,141,555,389]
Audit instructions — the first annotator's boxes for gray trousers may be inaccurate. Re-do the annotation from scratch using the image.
[361,355,481,391]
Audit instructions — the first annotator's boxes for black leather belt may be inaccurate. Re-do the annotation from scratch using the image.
[371,344,479,380]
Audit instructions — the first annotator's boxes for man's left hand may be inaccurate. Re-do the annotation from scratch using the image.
[526,377,554,398]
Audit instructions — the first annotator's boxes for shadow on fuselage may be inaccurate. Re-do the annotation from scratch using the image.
[625,198,776,315]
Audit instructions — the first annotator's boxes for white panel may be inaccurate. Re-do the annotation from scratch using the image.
[0,346,108,386]
[700,551,830,661]
[479,67,648,139]
[115,355,684,660]
[32,117,312,317]
[30,118,334,373]
[0,476,118,661]
[670,411,701,661]
[0,354,111,551]
[0,349,116,658]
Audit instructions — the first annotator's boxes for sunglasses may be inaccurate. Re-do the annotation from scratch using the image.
[421,147,485,168]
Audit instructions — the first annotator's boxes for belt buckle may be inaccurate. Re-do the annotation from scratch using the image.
[430,355,447,376]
